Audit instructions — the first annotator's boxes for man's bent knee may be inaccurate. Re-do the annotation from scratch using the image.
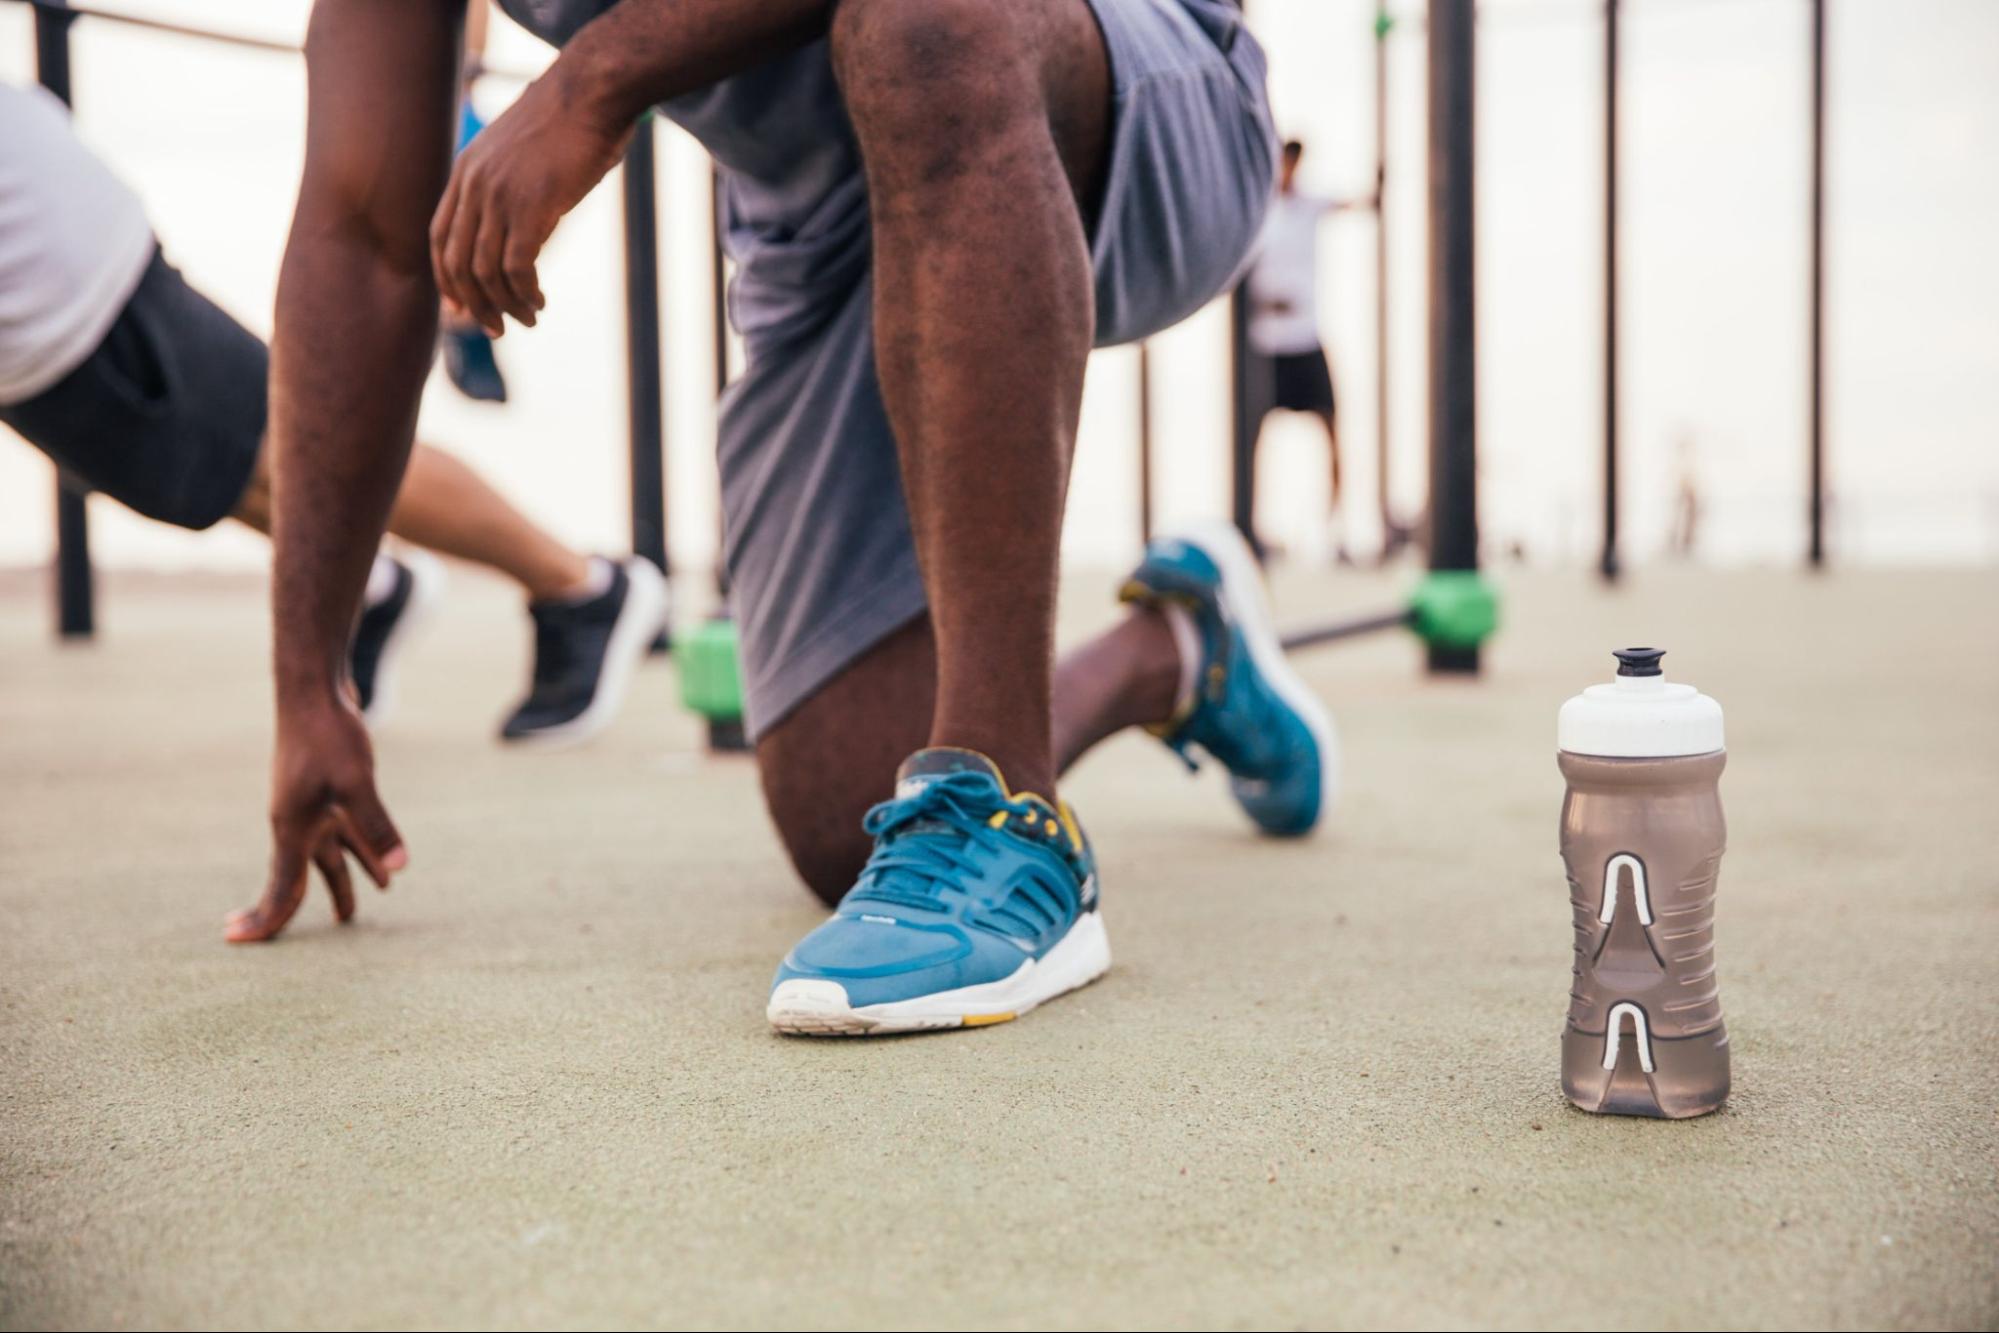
[831,0,1037,152]
[752,617,937,906]
[762,789,870,908]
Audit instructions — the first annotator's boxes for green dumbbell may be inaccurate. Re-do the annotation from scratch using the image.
[677,615,750,752]
[1408,569,1500,652]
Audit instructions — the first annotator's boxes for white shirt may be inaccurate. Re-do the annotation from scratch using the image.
[0,83,155,404]
[1246,189,1335,357]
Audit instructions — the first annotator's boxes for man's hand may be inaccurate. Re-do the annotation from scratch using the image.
[228,697,407,943]
[429,70,633,337]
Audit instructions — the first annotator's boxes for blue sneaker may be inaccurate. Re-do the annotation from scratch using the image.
[767,748,1109,1036]
[1121,521,1337,836]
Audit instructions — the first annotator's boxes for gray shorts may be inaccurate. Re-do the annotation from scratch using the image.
[663,0,1277,738]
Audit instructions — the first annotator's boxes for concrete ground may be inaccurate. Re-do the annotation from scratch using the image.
[1,562,1994,1331]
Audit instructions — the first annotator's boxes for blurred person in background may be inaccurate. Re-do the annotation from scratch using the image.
[1670,431,1703,560]
[0,80,665,743]
[440,0,510,402]
[1245,138,1372,563]
[242,0,1335,1043]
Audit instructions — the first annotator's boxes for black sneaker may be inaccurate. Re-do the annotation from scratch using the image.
[350,553,444,725]
[500,556,669,745]
[442,325,508,403]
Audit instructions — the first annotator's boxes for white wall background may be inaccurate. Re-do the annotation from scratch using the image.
[2,0,1995,587]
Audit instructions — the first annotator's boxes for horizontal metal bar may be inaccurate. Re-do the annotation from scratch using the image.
[1278,608,1412,652]
[0,0,537,79]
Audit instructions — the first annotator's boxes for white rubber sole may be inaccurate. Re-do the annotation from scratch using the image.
[1176,518,1339,824]
[767,912,1112,1036]
[504,557,670,749]
[360,551,446,729]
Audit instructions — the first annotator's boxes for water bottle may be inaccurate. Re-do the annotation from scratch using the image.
[1557,647,1729,1119]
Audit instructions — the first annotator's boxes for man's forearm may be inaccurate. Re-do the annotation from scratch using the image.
[550,0,833,130]
[268,227,439,705]
[269,0,462,707]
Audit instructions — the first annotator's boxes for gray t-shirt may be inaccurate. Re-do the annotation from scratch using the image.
[0,83,155,404]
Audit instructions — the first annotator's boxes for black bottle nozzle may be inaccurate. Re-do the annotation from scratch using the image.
[1614,647,1666,678]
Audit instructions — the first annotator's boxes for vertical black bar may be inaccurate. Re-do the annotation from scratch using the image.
[1808,0,1826,568]
[53,484,92,639]
[1374,0,1396,557]
[710,166,729,401]
[1136,343,1153,546]
[1427,0,1479,673]
[621,120,667,584]
[709,166,733,598]
[1229,282,1264,561]
[36,0,94,640]
[1226,42,1272,568]
[1600,0,1621,583]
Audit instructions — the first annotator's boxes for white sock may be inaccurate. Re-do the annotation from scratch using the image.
[547,555,614,605]
[1160,601,1204,716]
[363,554,398,608]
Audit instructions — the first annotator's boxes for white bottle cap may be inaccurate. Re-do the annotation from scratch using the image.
[1557,647,1724,758]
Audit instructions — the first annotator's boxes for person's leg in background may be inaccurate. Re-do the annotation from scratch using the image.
[233,437,666,739]
[231,441,588,602]
[4,242,663,743]
[1314,348,1344,561]
[1319,409,1341,513]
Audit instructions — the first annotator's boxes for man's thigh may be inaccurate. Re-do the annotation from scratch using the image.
[1084,0,1278,346]
[719,276,929,743]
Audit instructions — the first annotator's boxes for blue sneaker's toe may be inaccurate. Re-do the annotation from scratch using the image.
[783,917,968,979]
[767,749,1109,1036]
[1230,743,1322,838]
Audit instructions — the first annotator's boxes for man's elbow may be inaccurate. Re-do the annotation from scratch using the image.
[289,187,438,292]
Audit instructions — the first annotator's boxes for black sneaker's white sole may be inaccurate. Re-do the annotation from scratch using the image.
[360,552,445,729]
[503,557,670,749]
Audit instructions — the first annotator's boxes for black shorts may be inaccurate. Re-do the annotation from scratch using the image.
[0,246,266,530]
[1268,347,1336,418]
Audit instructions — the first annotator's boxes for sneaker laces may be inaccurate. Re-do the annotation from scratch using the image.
[846,773,1032,914]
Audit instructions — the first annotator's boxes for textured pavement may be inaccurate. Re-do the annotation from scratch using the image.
[2,563,1995,1330]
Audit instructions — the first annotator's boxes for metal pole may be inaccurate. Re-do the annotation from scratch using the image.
[34,0,94,640]
[1229,282,1264,561]
[1600,0,1621,582]
[1427,0,1479,674]
[708,166,735,599]
[710,166,729,401]
[1808,0,1826,568]
[621,119,669,593]
[1374,0,1397,559]
[1136,343,1153,545]
[1281,607,1413,652]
